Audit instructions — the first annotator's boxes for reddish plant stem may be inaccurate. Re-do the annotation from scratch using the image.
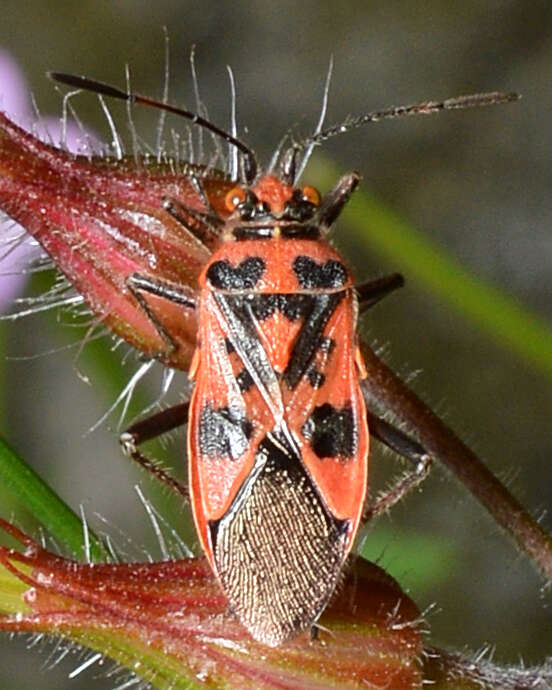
[361,342,552,581]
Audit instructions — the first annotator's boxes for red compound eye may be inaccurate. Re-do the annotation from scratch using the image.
[300,185,321,206]
[225,186,247,212]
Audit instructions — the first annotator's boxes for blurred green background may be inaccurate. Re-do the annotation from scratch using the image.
[0,1,551,688]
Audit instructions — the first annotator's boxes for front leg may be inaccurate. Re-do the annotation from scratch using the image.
[126,273,196,358]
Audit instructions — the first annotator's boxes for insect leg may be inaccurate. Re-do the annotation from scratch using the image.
[120,402,190,500]
[162,195,222,246]
[365,413,432,519]
[318,172,360,230]
[356,273,404,311]
[126,273,196,357]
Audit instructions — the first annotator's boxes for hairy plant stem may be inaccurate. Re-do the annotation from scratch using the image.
[361,342,552,581]
[424,646,552,689]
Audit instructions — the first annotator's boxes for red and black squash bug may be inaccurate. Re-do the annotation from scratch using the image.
[188,177,370,644]
[27,73,518,646]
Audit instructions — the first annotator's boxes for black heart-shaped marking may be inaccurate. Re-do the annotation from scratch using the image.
[207,257,266,290]
[292,256,347,289]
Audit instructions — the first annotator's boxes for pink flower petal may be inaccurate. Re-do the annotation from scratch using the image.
[0,51,101,311]
[0,49,28,121]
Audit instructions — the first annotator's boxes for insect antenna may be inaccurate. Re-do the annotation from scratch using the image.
[292,90,520,159]
[48,71,258,184]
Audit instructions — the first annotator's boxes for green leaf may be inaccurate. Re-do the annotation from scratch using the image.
[361,527,458,592]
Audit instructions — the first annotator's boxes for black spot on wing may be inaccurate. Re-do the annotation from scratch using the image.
[199,404,252,461]
[292,256,348,289]
[302,403,356,459]
[207,257,265,290]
